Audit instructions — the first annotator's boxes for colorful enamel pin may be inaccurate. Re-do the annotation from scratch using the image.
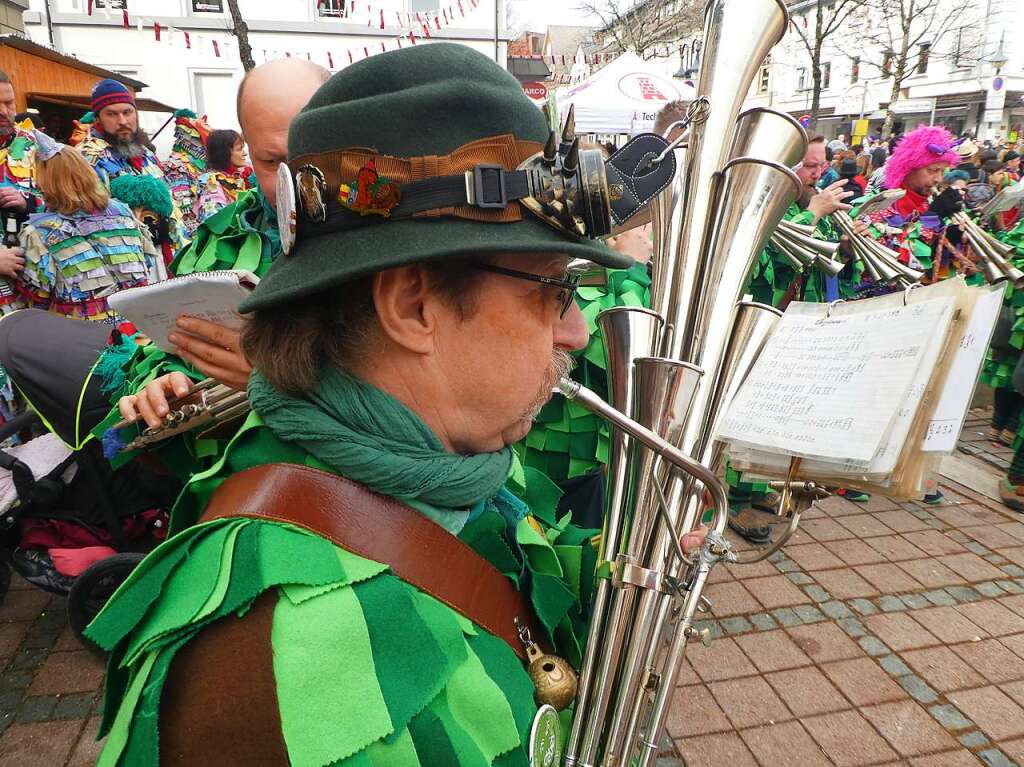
[338,159,401,217]
[295,164,328,223]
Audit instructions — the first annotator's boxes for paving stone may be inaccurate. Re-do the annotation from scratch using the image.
[965,541,994,556]
[878,654,914,677]
[900,646,986,692]
[996,678,1024,709]
[802,585,832,604]
[0,670,32,693]
[985,553,1007,564]
[951,639,1024,684]
[978,749,1016,767]
[976,581,1007,597]
[0,591,51,623]
[665,684,732,738]
[27,651,105,697]
[770,607,802,628]
[742,575,812,610]
[897,559,966,589]
[821,657,906,706]
[802,709,899,767]
[822,538,887,566]
[948,686,1024,740]
[764,666,848,717]
[997,579,1024,594]
[864,613,940,651]
[51,692,96,720]
[785,622,862,663]
[801,518,856,543]
[898,673,940,704]
[703,582,762,618]
[811,569,880,600]
[734,629,812,673]
[873,510,932,533]
[939,553,1007,583]
[927,703,974,730]
[719,616,754,636]
[774,559,799,573]
[956,600,1024,637]
[860,699,959,756]
[857,563,925,594]
[911,749,991,766]
[738,720,832,767]
[903,530,968,556]
[866,535,930,562]
[857,636,890,656]
[809,602,844,622]
[911,606,987,643]
[785,572,814,586]
[682,637,758,683]
[958,731,991,748]
[878,595,907,612]
[900,594,931,610]
[10,648,47,672]
[748,613,776,631]
[693,619,724,640]
[707,676,792,729]
[674,732,759,767]
[14,696,57,724]
[792,604,826,624]
[848,597,878,615]
[1001,634,1024,663]
[0,720,82,767]
[946,585,984,603]
[836,616,867,637]
[1004,565,1024,578]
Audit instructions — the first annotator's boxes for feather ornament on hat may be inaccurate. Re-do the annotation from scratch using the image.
[884,124,959,190]
[33,130,65,162]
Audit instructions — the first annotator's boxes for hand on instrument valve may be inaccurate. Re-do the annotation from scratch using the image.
[0,246,24,277]
[681,526,708,554]
[806,180,854,224]
[168,316,252,392]
[119,371,193,429]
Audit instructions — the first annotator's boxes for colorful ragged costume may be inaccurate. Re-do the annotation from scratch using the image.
[194,167,252,225]
[109,174,178,271]
[17,199,163,324]
[159,109,210,238]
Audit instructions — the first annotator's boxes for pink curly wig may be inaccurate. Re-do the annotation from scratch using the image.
[884,124,960,190]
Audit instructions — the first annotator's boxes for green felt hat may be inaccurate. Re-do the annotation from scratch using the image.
[240,43,630,313]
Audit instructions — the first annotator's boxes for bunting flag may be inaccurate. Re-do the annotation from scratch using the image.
[184,30,191,48]
[327,51,334,68]
[121,9,128,27]
[87,0,93,16]
[154,21,161,41]
[212,39,220,57]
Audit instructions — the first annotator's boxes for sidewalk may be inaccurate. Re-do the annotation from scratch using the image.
[0,409,1022,766]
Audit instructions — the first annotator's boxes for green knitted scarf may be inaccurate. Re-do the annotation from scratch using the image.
[247,366,514,510]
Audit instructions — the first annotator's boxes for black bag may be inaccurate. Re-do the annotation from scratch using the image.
[992,305,1016,353]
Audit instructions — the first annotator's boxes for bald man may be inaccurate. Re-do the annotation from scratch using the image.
[109,59,330,431]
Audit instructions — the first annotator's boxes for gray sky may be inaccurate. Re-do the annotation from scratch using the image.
[508,0,600,33]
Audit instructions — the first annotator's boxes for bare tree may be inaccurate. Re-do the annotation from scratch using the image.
[577,0,703,61]
[850,0,976,136]
[226,0,256,71]
[787,0,866,133]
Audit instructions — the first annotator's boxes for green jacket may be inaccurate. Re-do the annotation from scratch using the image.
[88,413,596,767]
[980,217,1024,390]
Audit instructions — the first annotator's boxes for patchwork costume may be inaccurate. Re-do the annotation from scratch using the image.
[87,44,640,766]
[194,166,253,225]
[159,109,211,238]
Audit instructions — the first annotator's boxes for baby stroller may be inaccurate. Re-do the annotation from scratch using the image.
[0,309,181,650]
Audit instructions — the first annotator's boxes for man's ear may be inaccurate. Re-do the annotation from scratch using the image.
[372,265,437,355]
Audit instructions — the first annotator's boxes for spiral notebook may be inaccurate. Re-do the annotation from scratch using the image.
[107,270,259,354]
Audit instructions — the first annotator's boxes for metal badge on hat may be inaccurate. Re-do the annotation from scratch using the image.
[295,165,328,224]
[338,158,402,217]
[276,163,298,255]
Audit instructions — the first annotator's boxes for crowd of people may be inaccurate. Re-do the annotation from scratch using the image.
[0,43,1021,765]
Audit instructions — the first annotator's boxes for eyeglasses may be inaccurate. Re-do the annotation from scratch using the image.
[475,263,582,318]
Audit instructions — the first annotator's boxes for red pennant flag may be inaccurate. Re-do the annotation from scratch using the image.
[380,41,386,52]
[348,50,354,63]
[458,1,464,16]
[154,22,161,41]
[561,55,565,65]
[285,51,291,57]
[350,0,356,11]
[213,39,221,57]
[87,0,93,16]
[328,51,334,68]
[409,32,416,44]
[573,54,577,63]
[122,9,129,27]
[416,12,422,22]
[423,23,431,37]
[184,31,191,48]
[363,46,369,57]
[380,10,384,28]
[434,15,441,29]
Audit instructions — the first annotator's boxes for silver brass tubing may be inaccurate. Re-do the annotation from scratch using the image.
[777,220,841,258]
[565,307,664,765]
[769,234,807,271]
[954,212,1024,288]
[777,219,816,237]
[728,107,808,168]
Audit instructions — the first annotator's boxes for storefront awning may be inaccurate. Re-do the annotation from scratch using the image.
[27,92,177,113]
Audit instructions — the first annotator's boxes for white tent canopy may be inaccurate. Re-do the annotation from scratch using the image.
[555,53,695,136]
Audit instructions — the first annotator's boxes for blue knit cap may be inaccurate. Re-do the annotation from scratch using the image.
[91,79,134,113]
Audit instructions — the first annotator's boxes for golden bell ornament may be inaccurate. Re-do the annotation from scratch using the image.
[526,643,578,711]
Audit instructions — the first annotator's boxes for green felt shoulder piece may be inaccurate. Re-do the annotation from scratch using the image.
[92,514,537,767]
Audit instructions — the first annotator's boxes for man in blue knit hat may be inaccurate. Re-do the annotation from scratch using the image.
[77,78,185,247]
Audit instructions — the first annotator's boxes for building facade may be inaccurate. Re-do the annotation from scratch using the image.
[21,0,507,151]
[747,0,1023,142]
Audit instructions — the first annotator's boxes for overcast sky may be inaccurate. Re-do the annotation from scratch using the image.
[508,0,601,33]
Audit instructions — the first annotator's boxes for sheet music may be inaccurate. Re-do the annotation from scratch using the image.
[922,284,1004,452]
[717,296,955,464]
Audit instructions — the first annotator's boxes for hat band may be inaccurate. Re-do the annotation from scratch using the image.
[92,92,135,112]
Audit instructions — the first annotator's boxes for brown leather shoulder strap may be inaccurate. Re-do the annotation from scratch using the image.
[200,463,548,661]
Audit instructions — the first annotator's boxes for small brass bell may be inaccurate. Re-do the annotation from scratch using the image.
[526,643,578,711]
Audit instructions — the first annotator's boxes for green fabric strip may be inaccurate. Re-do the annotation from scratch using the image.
[408,705,461,767]
[445,640,521,762]
[464,631,535,743]
[272,584,394,767]
[365,729,422,767]
[430,694,490,767]
[96,652,158,767]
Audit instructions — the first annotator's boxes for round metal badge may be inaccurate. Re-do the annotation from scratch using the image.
[276,162,298,255]
[529,704,560,767]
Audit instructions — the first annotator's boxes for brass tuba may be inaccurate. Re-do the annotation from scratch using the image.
[559,0,813,765]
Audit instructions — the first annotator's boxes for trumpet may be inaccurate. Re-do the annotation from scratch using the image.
[561,1,812,765]
[953,210,1024,288]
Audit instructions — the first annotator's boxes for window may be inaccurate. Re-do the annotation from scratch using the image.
[94,0,127,8]
[953,26,980,68]
[881,50,894,78]
[317,0,348,17]
[192,0,223,11]
[757,62,770,93]
[850,56,859,84]
[917,43,930,74]
[409,0,437,12]
[796,67,808,92]
[821,61,831,90]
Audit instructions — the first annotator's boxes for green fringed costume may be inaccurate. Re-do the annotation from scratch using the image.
[745,203,863,307]
[517,263,650,483]
[93,188,280,475]
[87,370,596,767]
[980,219,1024,392]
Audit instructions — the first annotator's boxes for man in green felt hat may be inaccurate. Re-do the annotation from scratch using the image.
[87,44,705,766]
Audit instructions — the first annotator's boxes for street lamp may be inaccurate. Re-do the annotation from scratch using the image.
[988,33,1008,74]
[674,39,701,81]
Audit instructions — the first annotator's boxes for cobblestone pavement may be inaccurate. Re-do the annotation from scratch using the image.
[0,408,1023,766]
